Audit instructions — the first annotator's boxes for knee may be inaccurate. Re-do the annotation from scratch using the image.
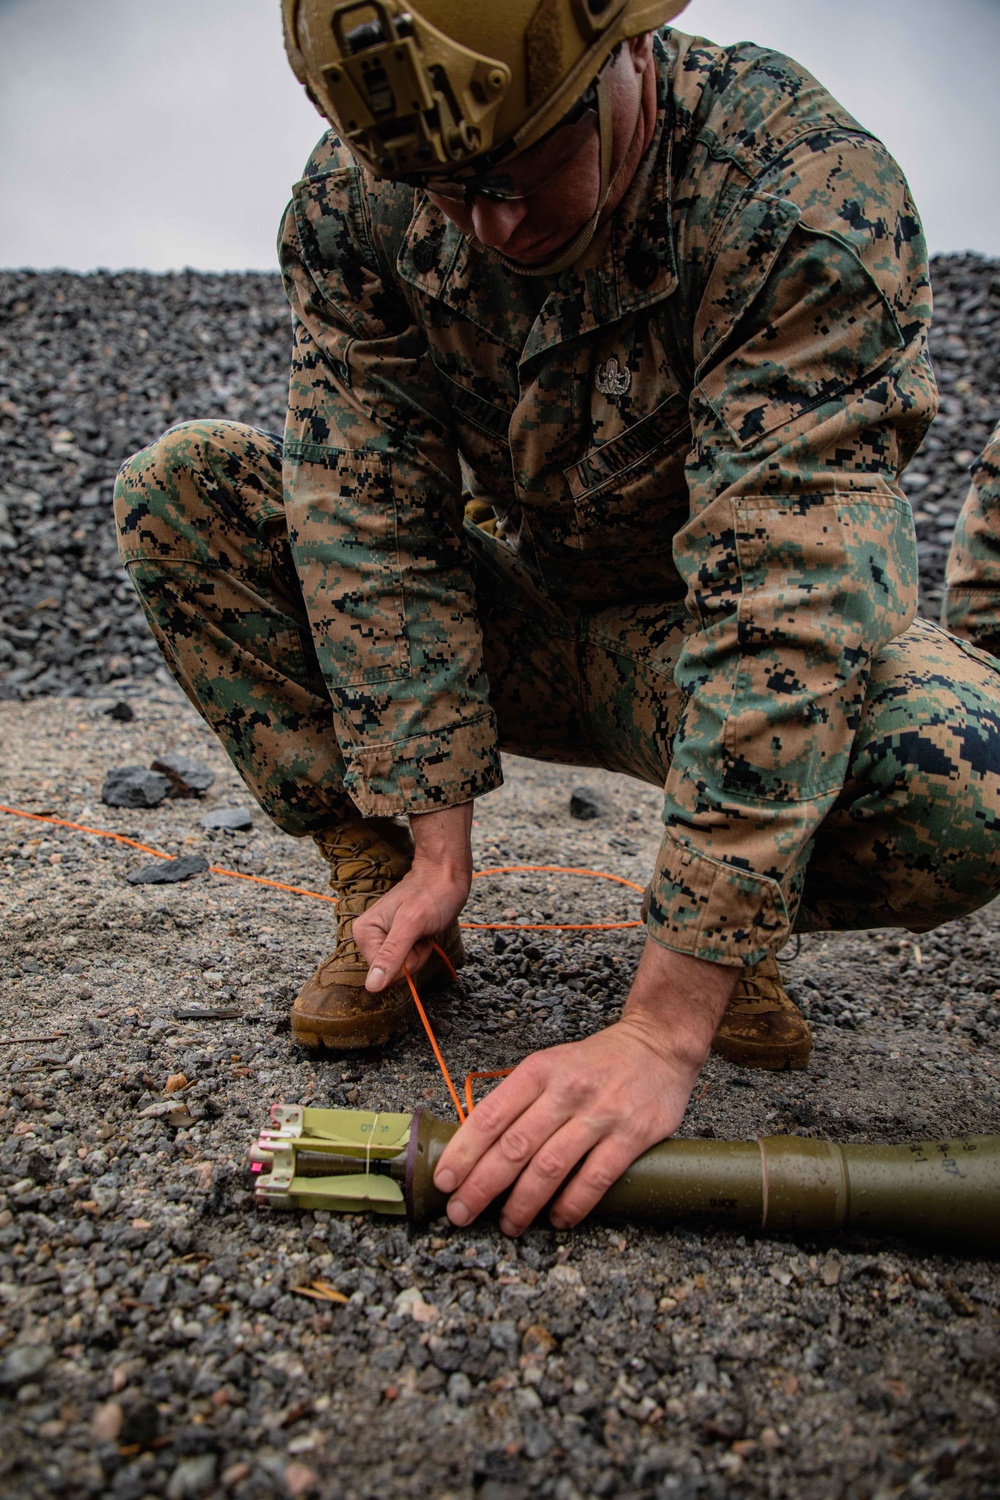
[113,421,210,553]
[856,652,1000,806]
[117,419,219,486]
[114,420,270,566]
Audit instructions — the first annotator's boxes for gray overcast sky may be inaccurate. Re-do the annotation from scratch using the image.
[1,0,998,271]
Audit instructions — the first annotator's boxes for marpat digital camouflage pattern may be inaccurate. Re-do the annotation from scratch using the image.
[115,29,1000,965]
[944,420,1000,659]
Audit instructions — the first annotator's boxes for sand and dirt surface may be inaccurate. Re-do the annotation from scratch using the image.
[1,690,999,1499]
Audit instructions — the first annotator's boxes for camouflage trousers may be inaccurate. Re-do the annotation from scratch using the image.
[115,420,1000,939]
[944,420,1000,658]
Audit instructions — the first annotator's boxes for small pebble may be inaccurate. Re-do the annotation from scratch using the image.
[166,1454,217,1499]
[0,1345,54,1390]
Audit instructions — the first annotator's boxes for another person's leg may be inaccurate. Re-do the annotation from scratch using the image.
[943,421,1000,656]
[114,421,461,1049]
[803,416,1000,937]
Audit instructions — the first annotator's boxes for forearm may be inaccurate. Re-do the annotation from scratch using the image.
[621,937,739,1069]
[410,800,474,884]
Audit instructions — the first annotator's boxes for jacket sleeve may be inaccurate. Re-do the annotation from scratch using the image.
[278,150,502,817]
[647,133,937,965]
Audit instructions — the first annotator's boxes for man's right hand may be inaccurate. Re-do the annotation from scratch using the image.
[431,937,736,1234]
[353,801,474,991]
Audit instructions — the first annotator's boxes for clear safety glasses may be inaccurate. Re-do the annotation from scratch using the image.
[423,96,599,205]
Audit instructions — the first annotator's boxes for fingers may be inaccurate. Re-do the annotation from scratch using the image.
[365,934,434,993]
[433,1061,547,1195]
[354,897,435,991]
[434,1056,614,1232]
[547,1135,643,1229]
[447,1095,583,1229]
[352,872,468,991]
[498,1117,606,1236]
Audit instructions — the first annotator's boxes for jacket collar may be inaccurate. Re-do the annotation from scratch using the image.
[396,33,679,364]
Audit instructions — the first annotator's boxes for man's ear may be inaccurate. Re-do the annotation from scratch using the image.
[627,32,656,75]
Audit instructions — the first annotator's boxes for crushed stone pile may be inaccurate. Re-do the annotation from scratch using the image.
[1,257,999,700]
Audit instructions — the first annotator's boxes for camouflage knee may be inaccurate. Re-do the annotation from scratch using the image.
[114,419,286,571]
[803,618,1000,934]
[942,420,1000,656]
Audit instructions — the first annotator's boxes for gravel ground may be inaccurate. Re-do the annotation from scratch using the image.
[0,255,998,700]
[1,695,999,1499]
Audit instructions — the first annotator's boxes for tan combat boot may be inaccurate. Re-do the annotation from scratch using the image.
[640,888,811,1070]
[291,817,466,1049]
[711,954,812,1071]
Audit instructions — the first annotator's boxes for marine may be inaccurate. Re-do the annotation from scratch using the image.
[114,0,1000,1237]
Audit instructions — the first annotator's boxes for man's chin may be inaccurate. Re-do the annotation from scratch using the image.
[488,229,576,267]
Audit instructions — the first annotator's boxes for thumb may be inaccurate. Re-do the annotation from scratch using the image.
[365,920,432,993]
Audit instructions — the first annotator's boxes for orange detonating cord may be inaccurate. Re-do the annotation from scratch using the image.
[403,941,467,1123]
[464,1070,514,1118]
[0,805,338,903]
[0,804,648,1123]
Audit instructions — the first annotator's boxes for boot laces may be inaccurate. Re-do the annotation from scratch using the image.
[316,833,399,964]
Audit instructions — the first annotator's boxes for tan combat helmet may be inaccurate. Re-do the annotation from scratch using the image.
[281,0,690,181]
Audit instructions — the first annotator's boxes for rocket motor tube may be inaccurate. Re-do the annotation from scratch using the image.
[403,1113,1000,1249]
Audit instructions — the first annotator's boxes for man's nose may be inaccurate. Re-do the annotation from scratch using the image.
[469,196,531,250]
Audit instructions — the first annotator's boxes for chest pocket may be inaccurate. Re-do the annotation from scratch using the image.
[563,393,691,573]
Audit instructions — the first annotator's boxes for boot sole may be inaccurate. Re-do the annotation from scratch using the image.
[711,1033,812,1071]
[291,937,465,1051]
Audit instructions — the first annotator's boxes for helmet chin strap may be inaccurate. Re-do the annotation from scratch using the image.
[472,67,616,279]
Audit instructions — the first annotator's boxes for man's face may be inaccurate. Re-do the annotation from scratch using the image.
[425,36,653,268]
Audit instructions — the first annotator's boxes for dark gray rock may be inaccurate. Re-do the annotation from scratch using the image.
[120,1396,161,1448]
[105,700,135,721]
[570,788,604,821]
[199,806,253,832]
[102,765,171,808]
[150,753,215,797]
[126,855,210,885]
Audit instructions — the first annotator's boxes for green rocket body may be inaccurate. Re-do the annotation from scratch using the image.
[249,1105,1000,1252]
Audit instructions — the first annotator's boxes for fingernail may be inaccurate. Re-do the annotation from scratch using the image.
[448,1199,470,1226]
[366,967,385,992]
[435,1168,456,1193]
[500,1217,518,1237]
[550,1214,568,1231]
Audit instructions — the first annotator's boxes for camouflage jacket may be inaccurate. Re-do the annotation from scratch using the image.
[278,28,936,965]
